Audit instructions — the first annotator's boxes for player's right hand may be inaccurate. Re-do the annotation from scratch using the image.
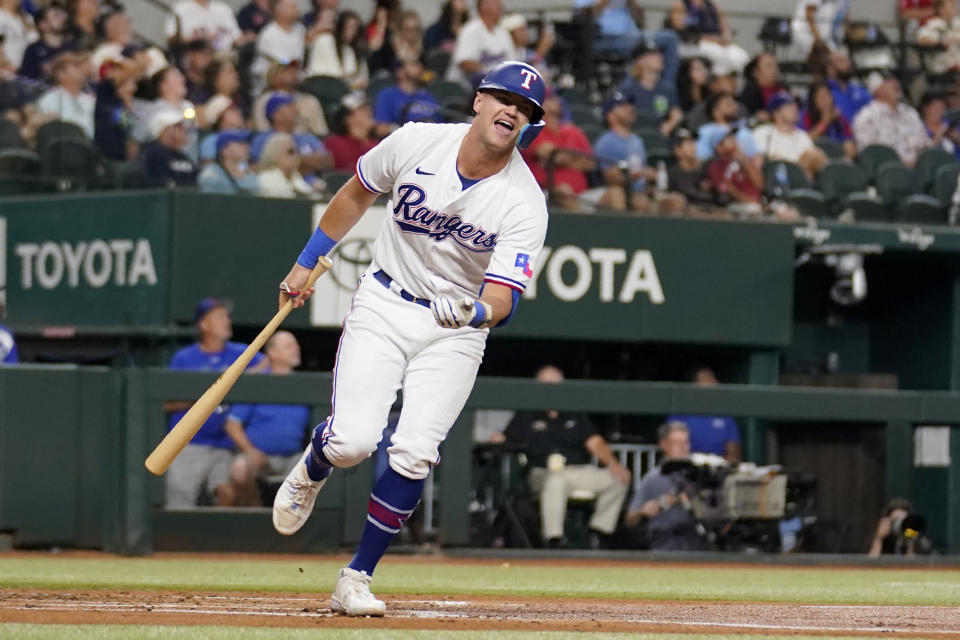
[279,263,316,311]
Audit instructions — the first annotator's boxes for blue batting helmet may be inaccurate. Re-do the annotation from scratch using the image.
[477,61,547,148]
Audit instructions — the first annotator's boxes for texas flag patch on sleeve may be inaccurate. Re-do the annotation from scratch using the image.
[515,253,533,278]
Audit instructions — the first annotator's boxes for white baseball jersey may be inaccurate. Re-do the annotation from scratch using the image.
[164,0,240,51]
[355,121,548,302]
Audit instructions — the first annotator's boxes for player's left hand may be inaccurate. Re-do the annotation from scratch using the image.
[431,295,488,329]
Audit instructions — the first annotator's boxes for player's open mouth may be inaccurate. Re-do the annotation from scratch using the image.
[494,119,515,135]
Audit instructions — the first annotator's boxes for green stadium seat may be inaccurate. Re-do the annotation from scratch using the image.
[915,147,958,190]
[35,120,88,153]
[876,162,919,208]
[0,118,23,148]
[815,138,845,160]
[815,161,871,215]
[846,192,889,222]
[424,49,451,77]
[301,75,350,113]
[426,79,469,104]
[580,122,605,144]
[322,169,353,195]
[932,163,960,206]
[41,138,106,183]
[786,188,831,218]
[568,103,600,126]
[763,160,811,200]
[0,148,41,176]
[897,194,948,226]
[857,144,901,183]
[557,86,591,107]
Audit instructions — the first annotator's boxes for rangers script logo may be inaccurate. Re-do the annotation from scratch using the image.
[392,184,498,252]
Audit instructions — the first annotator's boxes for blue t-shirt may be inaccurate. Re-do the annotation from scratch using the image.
[574,0,641,38]
[227,401,311,455]
[594,129,648,191]
[0,323,18,363]
[827,78,871,124]
[373,85,439,126]
[168,342,265,448]
[618,77,678,117]
[667,414,741,457]
[695,122,758,161]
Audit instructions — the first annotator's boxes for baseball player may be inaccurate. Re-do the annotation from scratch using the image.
[272,60,549,617]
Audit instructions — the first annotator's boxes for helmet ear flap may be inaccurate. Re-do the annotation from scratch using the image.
[517,121,544,149]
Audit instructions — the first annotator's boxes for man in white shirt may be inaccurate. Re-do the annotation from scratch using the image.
[853,72,931,166]
[253,0,306,94]
[165,0,241,52]
[0,0,36,70]
[36,51,96,138]
[448,0,513,88]
[752,91,827,180]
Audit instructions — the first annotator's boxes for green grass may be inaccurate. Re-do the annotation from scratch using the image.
[0,555,959,605]
[0,627,907,640]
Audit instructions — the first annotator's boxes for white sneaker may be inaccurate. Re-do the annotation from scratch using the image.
[272,446,327,535]
[330,567,386,616]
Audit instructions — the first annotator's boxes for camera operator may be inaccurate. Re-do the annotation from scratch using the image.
[624,421,707,551]
[868,497,933,557]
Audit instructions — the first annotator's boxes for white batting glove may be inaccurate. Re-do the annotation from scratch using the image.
[430,295,492,329]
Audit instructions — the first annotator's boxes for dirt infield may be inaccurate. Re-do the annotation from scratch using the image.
[2,589,959,637]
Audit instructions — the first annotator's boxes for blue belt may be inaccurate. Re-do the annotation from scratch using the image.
[373,270,431,308]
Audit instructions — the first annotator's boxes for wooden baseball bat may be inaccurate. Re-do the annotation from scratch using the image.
[144,256,333,476]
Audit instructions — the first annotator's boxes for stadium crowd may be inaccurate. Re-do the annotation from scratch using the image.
[2,0,960,219]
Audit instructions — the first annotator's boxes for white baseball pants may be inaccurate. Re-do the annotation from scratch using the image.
[319,272,486,479]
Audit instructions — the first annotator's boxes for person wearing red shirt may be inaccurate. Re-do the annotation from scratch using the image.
[324,93,378,170]
[520,94,624,212]
[706,127,765,217]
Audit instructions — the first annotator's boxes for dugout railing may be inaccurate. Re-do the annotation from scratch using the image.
[2,365,960,555]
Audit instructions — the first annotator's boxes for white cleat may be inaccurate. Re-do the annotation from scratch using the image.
[330,567,386,617]
[272,446,327,535]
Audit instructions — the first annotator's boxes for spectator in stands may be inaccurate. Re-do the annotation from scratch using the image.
[323,92,376,170]
[303,0,338,31]
[374,58,439,130]
[198,98,247,162]
[868,497,933,556]
[919,91,960,156]
[667,127,720,215]
[667,366,742,463]
[237,0,271,37]
[617,39,682,136]
[819,50,871,123]
[706,126,764,216]
[138,66,199,160]
[90,10,135,71]
[19,3,71,81]
[677,56,710,114]
[165,0,242,53]
[791,0,849,59]
[0,299,18,364]
[521,94,625,212]
[501,13,554,75]
[900,0,936,28]
[0,0,37,71]
[182,39,214,104]
[141,107,198,186]
[696,91,758,161]
[752,91,828,180]
[684,69,743,131]
[448,0,513,88]
[490,365,630,549]
[369,9,423,76]
[594,90,656,212]
[165,298,265,508]
[306,9,368,89]
[365,0,401,58]
[674,0,749,75]
[65,0,97,52]
[574,0,679,78]
[252,60,328,136]
[95,56,142,161]
[257,131,321,197]
[253,0,306,93]
[802,81,857,158]
[195,59,246,126]
[36,51,95,137]
[917,0,960,74]
[624,421,706,551]
[198,129,257,193]
[225,331,310,506]
[423,0,468,53]
[251,92,332,178]
[853,72,930,165]
[740,52,787,121]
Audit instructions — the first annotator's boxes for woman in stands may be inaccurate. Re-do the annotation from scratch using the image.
[739,52,787,122]
[423,0,469,53]
[306,10,369,90]
[801,80,856,158]
[257,132,322,198]
[677,56,711,114]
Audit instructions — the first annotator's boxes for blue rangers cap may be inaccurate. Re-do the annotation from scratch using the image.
[477,61,547,149]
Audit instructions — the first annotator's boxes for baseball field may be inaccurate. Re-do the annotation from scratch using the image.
[1,551,959,638]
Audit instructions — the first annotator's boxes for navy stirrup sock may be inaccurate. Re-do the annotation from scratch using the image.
[306,421,334,482]
[348,467,425,575]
